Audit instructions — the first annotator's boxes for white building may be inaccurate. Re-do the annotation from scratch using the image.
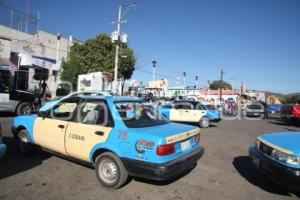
[0,23,76,97]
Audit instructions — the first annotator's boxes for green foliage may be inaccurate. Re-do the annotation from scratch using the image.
[209,80,232,90]
[285,95,300,104]
[61,34,136,86]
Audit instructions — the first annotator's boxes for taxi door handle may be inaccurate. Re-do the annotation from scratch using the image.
[58,124,65,129]
[185,110,189,113]
[95,131,104,136]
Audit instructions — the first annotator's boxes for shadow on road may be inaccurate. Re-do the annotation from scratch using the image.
[233,156,300,197]
[0,137,51,179]
[268,120,300,128]
[132,164,196,186]
[0,112,15,118]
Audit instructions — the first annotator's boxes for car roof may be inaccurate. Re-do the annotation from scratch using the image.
[174,100,199,103]
[67,95,142,102]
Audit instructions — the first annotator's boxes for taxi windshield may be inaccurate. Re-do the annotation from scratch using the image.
[115,101,169,128]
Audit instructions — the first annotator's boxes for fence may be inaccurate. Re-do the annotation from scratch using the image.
[0,2,38,35]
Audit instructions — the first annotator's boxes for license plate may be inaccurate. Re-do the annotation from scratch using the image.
[181,140,190,151]
[252,156,260,167]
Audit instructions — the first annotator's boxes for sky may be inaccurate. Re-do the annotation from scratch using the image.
[1,0,300,94]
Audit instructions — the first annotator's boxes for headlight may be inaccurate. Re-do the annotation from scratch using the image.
[271,149,300,165]
[255,139,260,149]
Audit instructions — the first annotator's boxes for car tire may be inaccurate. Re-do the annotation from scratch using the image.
[199,117,210,128]
[16,102,33,116]
[95,152,128,189]
[17,129,33,155]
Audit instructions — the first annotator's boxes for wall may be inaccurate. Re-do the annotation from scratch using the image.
[0,24,73,97]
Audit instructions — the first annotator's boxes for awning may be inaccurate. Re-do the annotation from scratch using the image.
[18,53,61,71]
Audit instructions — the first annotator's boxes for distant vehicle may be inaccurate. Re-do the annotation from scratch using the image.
[0,68,40,115]
[281,104,300,123]
[159,100,221,128]
[0,89,40,115]
[249,131,300,191]
[12,90,204,189]
[0,123,6,157]
[245,104,265,117]
[267,104,282,113]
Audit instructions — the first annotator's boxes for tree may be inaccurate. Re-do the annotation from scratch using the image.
[209,80,232,90]
[61,34,136,89]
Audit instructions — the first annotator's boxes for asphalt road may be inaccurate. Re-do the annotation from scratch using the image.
[1,113,300,200]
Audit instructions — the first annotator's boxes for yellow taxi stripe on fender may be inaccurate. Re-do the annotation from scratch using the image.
[257,136,293,155]
[166,128,200,144]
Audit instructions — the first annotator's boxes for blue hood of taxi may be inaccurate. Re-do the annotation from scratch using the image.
[260,132,300,156]
[206,110,221,119]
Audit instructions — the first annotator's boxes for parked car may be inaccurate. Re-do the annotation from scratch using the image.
[12,91,204,189]
[0,89,40,115]
[267,104,282,114]
[245,104,265,117]
[159,100,221,128]
[0,123,7,157]
[281,104,300,123]
[249,132,300,191]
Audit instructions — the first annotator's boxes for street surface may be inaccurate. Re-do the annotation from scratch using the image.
[1,113,300,200]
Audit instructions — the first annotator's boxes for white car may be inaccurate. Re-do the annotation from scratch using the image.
[159,100,221,128]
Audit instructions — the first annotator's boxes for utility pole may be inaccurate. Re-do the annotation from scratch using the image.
[220,68,224,81]
[183,72,187,88]
[220,68,224,101]
[195,76,199,88]
[112,3,136,94]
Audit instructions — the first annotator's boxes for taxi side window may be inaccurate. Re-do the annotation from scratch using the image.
[174,103,192,110]
[78,101,114,127]
[48,98,79,120]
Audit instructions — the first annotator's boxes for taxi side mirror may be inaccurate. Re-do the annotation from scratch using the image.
[38,111,48,119]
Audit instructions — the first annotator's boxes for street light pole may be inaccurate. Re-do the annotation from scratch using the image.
[152,60,156,81]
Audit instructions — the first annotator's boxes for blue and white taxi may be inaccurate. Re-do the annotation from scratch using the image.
[249,132,300,191]
[12,91,204,188]
[159,100,221,128]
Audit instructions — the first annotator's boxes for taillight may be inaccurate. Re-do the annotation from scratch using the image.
[156,143,175,156]
[194,133,201,144]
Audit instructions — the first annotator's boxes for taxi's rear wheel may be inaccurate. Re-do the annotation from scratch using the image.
[199,117,210,128]
[17,129,33,155]
[95,152,128,189]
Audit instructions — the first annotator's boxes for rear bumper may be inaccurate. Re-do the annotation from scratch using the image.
[249,146,300,191]
[0,143,7,157]
[121,146,204,181]
[246,112,263,117]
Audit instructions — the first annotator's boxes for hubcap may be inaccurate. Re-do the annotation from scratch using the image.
[18,132,29,152]
[99,158,118,184]
[21,104,31,115]
[202,120,208,127]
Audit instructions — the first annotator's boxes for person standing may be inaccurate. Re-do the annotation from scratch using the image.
[41,80,48,99]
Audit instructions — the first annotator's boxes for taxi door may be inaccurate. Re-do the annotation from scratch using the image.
[34,99,79,155]
[65,101,113,162]
[170,102,193,122]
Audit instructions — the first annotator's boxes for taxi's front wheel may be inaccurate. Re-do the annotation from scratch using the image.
[17,129,33,155]
[95,152,128,189]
